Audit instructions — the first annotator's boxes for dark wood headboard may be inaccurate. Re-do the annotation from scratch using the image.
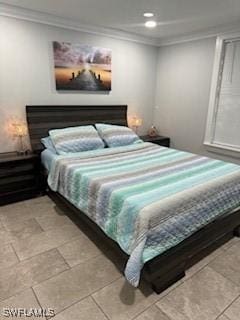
[26,105,128,153]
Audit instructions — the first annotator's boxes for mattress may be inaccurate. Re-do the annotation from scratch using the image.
[46,142,240,286]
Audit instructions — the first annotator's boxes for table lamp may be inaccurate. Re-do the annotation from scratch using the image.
[131,117,143,134]
[11,122,28,155]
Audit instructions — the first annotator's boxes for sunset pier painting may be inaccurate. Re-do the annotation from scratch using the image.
[53,41,112,91]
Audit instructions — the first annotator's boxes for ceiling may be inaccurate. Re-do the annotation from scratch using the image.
[1,0,240,43]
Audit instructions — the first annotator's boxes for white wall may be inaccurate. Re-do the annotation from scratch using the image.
[0,16,158,152]
[1,15,239,164]
[154,37,240,164]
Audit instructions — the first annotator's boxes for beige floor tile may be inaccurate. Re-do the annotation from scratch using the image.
[1,215,30,230]
[0,200,59,228]
[156,266,240,320]
[185,247,224,279]
[217,315,231,320]
[12,224,81,260]
[23,196,53,206]
[4,219,43,241]
[0,249,68,301]
[0,244,18,270]
[210,242,240,286]
[53,296,107,320]
[58,234,101,267]
[2,197,239,320]
[1,213,37,228]
[154,278,185,300]
[33,254,121,314]
[24,199,61,216]
[221,237,240,251]
[185,237,240,281]
[0,201,27,215]
[134,305,170,320]
[36,215,74,231]
[0,289,40,319]
[0,228,14,245]
[92,277,160,320]
[25,195,88,231]
[224,296,240,320]
[0,207,32,226]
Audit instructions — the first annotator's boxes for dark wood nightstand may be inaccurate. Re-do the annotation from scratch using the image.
[0,152,41,206]
[140,135,170,147]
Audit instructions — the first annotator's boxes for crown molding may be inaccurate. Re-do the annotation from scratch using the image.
[0,3,159,47]
[1,3,240,48]
[158,22,240,46]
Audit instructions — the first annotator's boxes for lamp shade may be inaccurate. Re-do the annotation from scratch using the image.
[131,117,143,128]
[11,122,27,137]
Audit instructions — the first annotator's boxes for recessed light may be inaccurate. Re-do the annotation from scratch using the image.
[143,12,154,18]
[145,20,157,28]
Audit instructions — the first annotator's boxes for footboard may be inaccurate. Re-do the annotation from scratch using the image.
[47,189,240,294]
[143,208,240,293]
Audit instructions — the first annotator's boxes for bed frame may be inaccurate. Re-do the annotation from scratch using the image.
[26,105,240,294]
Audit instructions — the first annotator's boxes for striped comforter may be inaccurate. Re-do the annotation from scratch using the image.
[48,142,240,286]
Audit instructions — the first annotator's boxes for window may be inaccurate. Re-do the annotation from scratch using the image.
[204,34,240,157]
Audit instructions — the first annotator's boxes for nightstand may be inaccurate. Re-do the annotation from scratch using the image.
[140,135,170,147]
[0,152,40,206]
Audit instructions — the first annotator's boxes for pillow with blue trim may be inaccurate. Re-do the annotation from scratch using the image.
[95,123,142,147]
[41,136,57,153]
[49,125,105,155]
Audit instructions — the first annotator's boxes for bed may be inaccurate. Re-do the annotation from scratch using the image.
[26,104,240,294]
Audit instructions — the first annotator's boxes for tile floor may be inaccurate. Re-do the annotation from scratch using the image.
[0,196,239,319]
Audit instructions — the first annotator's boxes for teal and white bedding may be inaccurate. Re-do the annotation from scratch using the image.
[47,142,240,286]
[41,149,58,172]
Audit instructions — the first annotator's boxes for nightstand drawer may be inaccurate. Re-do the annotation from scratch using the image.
[158,139,170,147]
[0,163,34,178]
[0,152,40,205]
[140,135,170,147]
[0,174,36,194]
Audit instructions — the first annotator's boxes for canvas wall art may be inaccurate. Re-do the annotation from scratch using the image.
[53,41,112,91]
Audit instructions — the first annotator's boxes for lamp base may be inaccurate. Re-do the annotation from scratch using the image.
[17,150,28,156]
